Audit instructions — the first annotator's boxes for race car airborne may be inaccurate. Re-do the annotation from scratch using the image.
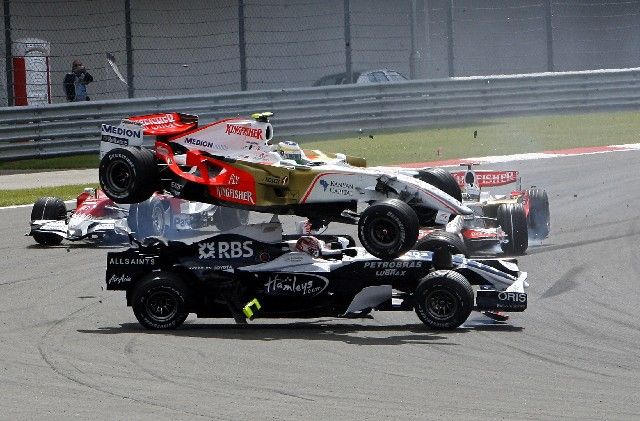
[97,112,473,260]
[28,188,249,246]
[105,221,528,330]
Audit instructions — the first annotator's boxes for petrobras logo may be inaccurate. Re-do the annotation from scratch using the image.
[183,137,229,151]
[101,124,142,139]
[225,123,263,140]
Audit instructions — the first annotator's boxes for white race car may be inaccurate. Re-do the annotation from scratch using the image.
[28,188,249,246]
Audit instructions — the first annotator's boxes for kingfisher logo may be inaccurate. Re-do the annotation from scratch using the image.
[225,124,263,140]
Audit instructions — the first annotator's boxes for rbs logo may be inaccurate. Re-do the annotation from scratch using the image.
[198,241,253,259]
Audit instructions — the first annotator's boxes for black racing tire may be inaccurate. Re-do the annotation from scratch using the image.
[128,197,171,239]
[497,203,528,255]
[415,168,463,203]
[527,188,550,239]
[415,230,469,257]
[216,206,250,231]
[414,270,474,330]
[358,199,419,259]
[99,147,157,204]
[132,273,191,330]
[30,196,66,245]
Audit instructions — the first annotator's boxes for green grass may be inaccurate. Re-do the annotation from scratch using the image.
[295,110,640,165]
[0,184,99,207]
[2,110,639,205]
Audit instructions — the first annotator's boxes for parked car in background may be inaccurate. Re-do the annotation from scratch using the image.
[313,69,408,86]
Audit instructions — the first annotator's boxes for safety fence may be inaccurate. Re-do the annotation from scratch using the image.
[1,67,640,162]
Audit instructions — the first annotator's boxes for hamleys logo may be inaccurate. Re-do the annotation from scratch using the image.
[225,124,263,140]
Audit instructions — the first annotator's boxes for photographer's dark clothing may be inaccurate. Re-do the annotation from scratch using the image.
[63,70,93,101]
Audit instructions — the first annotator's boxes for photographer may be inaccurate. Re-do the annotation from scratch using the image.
[63,60,93,102]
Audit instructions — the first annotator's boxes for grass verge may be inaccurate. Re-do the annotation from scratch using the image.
[0,184,99,207]
[296,110,640,165]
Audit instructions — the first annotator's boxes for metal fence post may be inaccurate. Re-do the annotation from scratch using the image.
[238,0,247,91]
[446,0,454,77]
[3,0,12,106]
[124,0,134,98]
[544,0,554,72]
[344,0,352,84]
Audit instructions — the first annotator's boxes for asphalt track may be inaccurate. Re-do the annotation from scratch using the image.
[1,151,639,420]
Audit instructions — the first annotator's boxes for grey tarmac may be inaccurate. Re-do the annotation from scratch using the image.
[0,151,639,420]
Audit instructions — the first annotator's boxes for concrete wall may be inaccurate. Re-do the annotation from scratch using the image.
[2,0,640,104]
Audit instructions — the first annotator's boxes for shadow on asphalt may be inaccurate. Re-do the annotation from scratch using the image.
[78,320,523,345]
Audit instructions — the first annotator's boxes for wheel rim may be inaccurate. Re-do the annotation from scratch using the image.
[368,215,399,248]
[145,290,178,323]
[151,205,166,236]
[424,289,458,321]
[106,160,133,194]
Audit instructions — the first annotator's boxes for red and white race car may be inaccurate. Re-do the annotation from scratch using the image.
[28,188,249,246]
[440,164,550,255]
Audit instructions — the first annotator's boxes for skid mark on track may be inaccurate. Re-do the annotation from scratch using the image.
[123,335,316,403]
[541,265,583,299]
[37,301,213,419]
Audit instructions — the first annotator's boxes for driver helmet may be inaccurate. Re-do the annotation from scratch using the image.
[277,141,303,163]
[295,236,323,258]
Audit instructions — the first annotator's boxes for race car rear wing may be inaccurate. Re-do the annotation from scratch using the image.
[100,112,199,158]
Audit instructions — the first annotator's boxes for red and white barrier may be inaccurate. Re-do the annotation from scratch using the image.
[12,38,51,106]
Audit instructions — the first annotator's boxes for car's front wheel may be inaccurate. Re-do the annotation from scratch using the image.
[497,203,528,255]
[414,270,474,330]
[30,196,66,246]
[99,147,157,204]
[358,199,419,259]
[527,188,550,239]
[132,273,191,330]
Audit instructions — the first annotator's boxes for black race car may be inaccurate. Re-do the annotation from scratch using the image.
[105,221,528,330]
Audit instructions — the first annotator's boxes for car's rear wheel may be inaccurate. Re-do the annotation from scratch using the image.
[415,168,463,202]
[527,188,550,239]
[99,147,157,204]
[128,197,171,239]
[497,203,528,255]
[414,270,474,330]
[415,230,469,257]
[132,273,191,330]
[30,197,66,245]
[358,199,419,259]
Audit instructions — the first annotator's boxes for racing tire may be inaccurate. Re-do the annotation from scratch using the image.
[132,273,191,330]
[415,230,469,257]
[497,203,528,255]
[216,206,250,231]
[30,197,66,246]
[527,188,550,239]
[415,168,463,203]
[99,147,157,204]
[358,199,419,260]
[414,270,474,330]
[128,197,171,239]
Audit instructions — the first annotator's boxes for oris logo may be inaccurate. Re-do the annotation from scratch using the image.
[198,240,254,259]
[498,292,526,303]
